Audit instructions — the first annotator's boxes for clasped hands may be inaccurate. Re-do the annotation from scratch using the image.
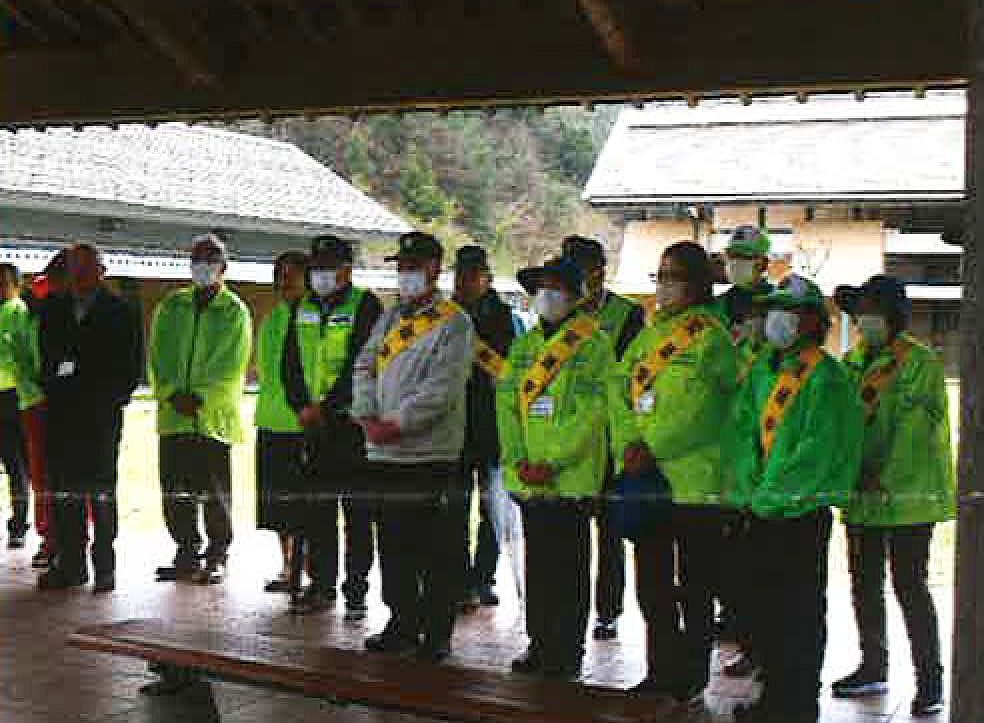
[355,416,401,444]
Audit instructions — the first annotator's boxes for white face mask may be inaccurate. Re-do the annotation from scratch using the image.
[190,261,222,288]
[857,314,889,347]
[654,281,687,310]
[764,310,801,349]
[533,288,571,323]
[398,270,429,302]
[309,269,340,296]
[726,259,760,288]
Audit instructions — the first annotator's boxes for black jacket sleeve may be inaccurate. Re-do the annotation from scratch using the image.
[615,303,646,361]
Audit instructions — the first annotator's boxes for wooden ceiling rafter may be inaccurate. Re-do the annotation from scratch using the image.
[0,0,51,43]
[33,0,84,37]
[230,0,273,42]
[576,0,642,72]
[103,0,217,86]
[280,0,333,47]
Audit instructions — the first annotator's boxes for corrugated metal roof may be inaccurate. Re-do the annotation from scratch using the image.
[584,91,966,205]
[0,124,412,239]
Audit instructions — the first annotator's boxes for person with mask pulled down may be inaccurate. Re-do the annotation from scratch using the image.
[497,256,613,680]
[830,276,953,717]
[713,225,774,382]
[150,233,251,585]
[725,274,862,723]
[561,235,645,642]
[353,231,473,661]
[610,241,737,708]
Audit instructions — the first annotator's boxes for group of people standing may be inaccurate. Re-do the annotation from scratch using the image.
[0,225,954,723]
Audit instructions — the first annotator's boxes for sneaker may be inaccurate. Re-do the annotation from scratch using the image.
[344,599,368,622]
[911,676,944,716]
[7,533,26,550]
[593,618,618,641]
[510,648,544,674]
[416,640,451,662]
[31,548,51,568]
[291,586,333,614]
[832,666,889,697]
[365,627,418,654]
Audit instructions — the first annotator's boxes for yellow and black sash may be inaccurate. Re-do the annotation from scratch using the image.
[760,346,824,457]
[628,313,720,406]
[474,336,508,380]
[859,339,913,424]
[518,314,598,419]
[375,300,461,375]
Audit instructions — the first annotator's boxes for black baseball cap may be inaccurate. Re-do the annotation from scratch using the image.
[834,275,911,319]
[384,231,443,263]
[517,256,584,296]
[453,245,490,271]
[562,235,606,270]
[311,235,354,264]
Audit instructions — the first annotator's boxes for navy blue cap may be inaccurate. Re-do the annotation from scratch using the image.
[453,244,489,270]
[562,235,606,269]
[385,231,443,263]
[517,256,584,295]
[834,275,911,319]
[311,235,354,264]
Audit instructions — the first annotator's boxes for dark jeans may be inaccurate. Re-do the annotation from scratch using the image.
[742,508,832,721]
[47,405,123,578]
[521,497,591,668]
[376,461,457,646]
[455,457,500,595]
[595,459,625,623]
[846,523,942,684]
[0,389,29,536]
[634,504,721,695]
[159,434,233,564]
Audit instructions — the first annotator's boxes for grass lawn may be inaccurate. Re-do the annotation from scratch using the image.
[0,390,959,586]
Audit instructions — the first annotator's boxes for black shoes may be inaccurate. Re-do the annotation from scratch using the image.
[511,648,580,680]
[831,665,889,697]
[911,673,944,716]
[290,586,336,614]
[511,648,544,674]
[31,548,51,568]
[593,618,618,641]
[365,626,418,654]
[7,532,26,549]
[344,598,368,622]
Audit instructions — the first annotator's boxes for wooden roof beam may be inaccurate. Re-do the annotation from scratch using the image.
[0,0,50,42]
[34,0,84,36]
[230,0,273,42]
[281,0,332,46]
[103,0,217,86]
[577,0,642,72]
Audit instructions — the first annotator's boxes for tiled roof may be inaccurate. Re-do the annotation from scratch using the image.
[584,91,966,205]
[0,123,412,238]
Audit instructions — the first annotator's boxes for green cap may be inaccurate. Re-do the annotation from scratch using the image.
[757,273,825,311]
[727,225,771,256]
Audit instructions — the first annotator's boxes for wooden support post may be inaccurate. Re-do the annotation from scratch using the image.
[953,1,984,720]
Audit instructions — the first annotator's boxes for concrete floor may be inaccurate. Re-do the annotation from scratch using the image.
[0,528,951,722]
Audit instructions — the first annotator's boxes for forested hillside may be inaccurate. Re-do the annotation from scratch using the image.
[230,106,621,270]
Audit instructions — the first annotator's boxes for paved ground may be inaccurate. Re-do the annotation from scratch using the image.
[0,528,951,722]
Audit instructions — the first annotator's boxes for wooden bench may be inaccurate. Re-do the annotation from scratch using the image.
[68,619,675,723]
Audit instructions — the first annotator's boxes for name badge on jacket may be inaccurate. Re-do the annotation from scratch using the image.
[56,360,76,377]
[298,311,321,325]
[529,395,554,418]
[328,314,353,326]
[635,390,655,415]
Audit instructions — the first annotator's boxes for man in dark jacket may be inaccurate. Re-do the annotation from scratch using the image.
[37,244,143,592]
[451,245,515,609]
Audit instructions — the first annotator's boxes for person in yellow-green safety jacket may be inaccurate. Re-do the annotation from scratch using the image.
[724,274,862,723]
[149,233,252,585]
[830,276,953,717]
[0,263,33,549]
[561,235,645,642]
[261,236,382,616]
[497,255,614,680]
[609,241,737,706]
[713,225,775,381]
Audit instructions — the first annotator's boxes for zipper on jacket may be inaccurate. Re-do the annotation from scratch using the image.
[184,303,202,433]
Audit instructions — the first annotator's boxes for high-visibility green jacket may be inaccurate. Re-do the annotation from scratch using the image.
[496,314,614,498]
[255,288,365,433]
[609,304,737,506]
[713,280,774,382]
[841,334,955,526]
[149,285,251,444]
[723,342,863,518]
[0,298,42,409]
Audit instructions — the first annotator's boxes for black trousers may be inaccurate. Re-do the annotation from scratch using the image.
[522,497,591,667]
[376,461,457,645]
[742,508,832,721]
[846,523,942,684]
[0,389,28,536]
[453,457,500,597]
[595,459,625,623]
[47,405,123,578]
[634,504,721,695]
[159,434,233,564]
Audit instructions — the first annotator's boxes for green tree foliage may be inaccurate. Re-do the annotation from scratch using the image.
[230,105,622,271]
